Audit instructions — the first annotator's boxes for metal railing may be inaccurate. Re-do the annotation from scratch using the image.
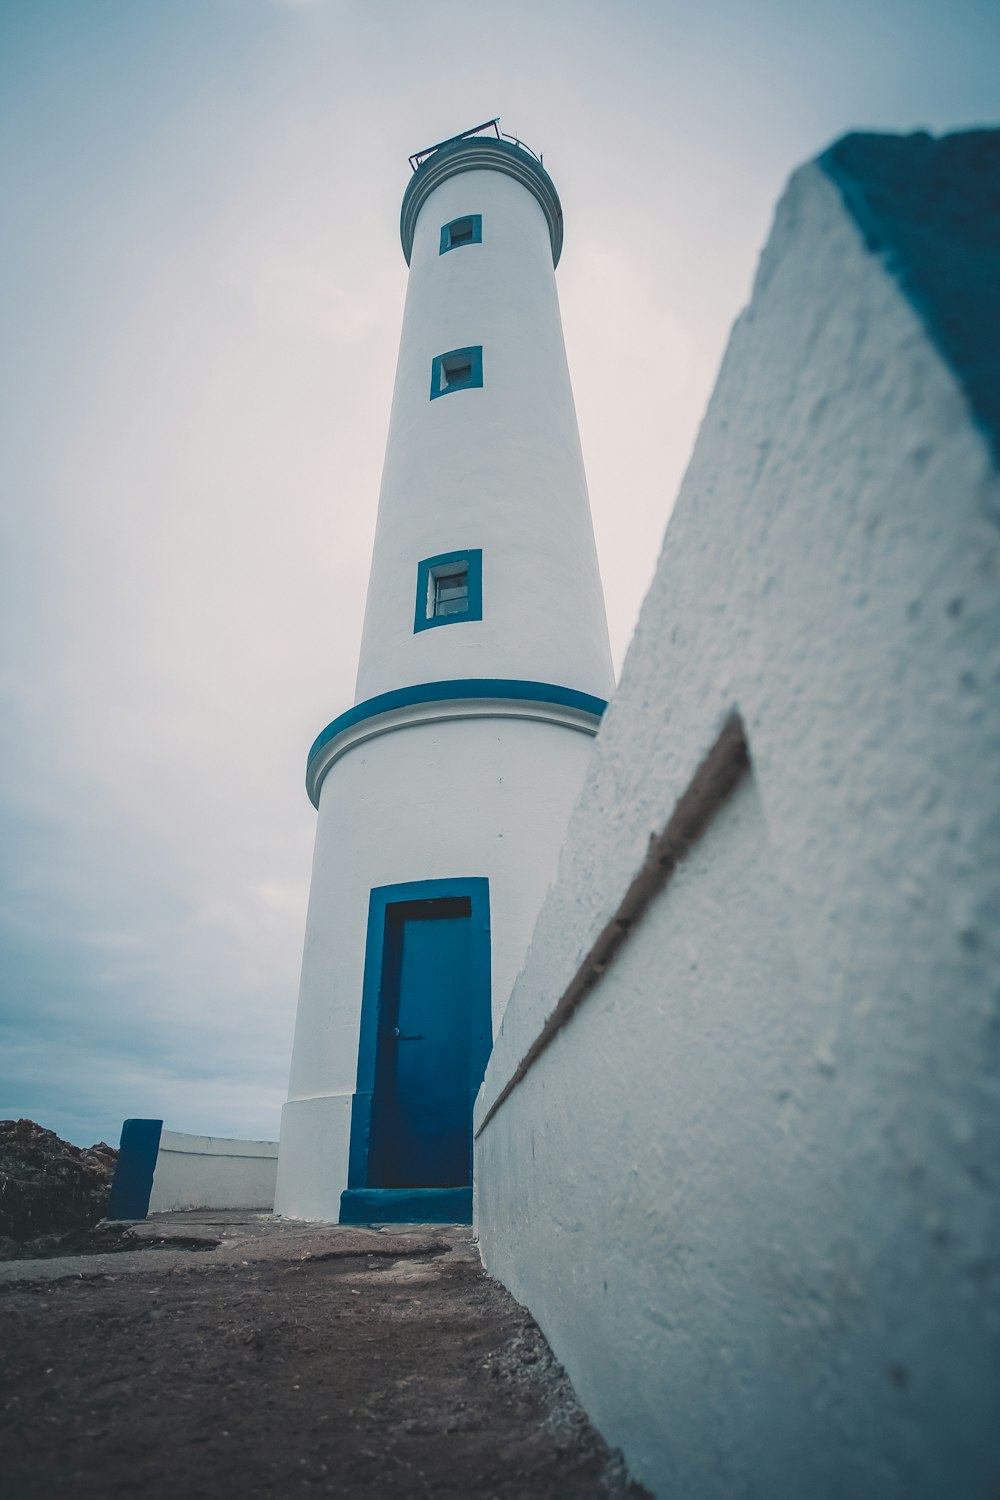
[408,118,543,172]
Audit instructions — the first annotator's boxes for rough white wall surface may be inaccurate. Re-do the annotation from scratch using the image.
[148,1130,278,1212]
[476,132,1000,1499]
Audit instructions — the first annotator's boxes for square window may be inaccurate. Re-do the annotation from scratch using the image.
[414,550,483,633]
[434,565,469,616]
[445,357,472,386]
[430,346,483,400]
[439,214,482,254]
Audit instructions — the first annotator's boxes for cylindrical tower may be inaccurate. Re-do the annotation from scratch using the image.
[274,124,614,1223]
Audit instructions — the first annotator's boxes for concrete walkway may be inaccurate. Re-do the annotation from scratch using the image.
[0,1211,647,1499]
[0,1209,465,1285]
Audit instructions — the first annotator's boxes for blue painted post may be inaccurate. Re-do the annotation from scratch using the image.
[107,1118,163,1220]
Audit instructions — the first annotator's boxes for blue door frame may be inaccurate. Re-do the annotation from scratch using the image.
[347,878,492,1190]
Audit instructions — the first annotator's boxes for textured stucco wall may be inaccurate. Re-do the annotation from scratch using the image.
[476,132,1000,1498]
[148,1130,278,1212]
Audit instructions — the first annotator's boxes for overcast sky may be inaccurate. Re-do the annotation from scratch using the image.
[2,0,997,1148]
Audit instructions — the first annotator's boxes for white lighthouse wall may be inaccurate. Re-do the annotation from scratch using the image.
[274,713,596,1221]
[475,147,1000,1498]
[278,143,615,1220]
[355,166,614,704]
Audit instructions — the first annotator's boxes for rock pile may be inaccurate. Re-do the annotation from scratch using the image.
[0,1118,117,1253]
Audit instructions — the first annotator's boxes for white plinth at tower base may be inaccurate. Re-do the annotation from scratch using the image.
[274,122,615,1224]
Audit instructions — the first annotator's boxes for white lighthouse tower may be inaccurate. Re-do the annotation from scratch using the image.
[274,121,614,1224]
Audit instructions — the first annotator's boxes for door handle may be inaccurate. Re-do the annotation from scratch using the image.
[391,1027,425,1041]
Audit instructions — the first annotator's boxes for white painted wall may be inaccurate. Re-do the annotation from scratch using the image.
[277,139,614,1220]
[148,1129,278,1212]
[274,712,597,1221]
[476,153,1000,1498]
[356,161,614,702]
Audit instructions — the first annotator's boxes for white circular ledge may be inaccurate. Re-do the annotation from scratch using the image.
[305,679,607,808]
[400,137,564,267]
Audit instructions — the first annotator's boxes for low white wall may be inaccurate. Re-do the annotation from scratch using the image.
[148,1130,278,1212]
[476,134,1000,1499]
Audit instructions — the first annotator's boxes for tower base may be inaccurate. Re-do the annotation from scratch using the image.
[339,1187,472,1225]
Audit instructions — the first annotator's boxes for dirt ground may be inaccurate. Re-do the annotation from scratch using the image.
[0,1211,647,1500]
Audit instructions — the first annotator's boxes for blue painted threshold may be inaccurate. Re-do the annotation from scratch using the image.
[339,1187,472,1225]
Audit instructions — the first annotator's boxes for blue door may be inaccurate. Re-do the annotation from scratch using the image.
[349,878,492,1193]
[371,898,477,1186]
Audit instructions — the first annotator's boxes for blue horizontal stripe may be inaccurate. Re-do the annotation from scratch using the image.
[306,678,608,803]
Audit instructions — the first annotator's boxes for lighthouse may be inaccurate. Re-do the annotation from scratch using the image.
[274,121,615,1224]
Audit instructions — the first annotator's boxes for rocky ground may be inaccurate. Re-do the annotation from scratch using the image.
[0,1211,648,1500]
[0,1119,117,1255]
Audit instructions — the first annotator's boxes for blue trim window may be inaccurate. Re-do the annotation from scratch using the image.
[430,345,483,400]
[440,214,482,254]
[414,549,483,633]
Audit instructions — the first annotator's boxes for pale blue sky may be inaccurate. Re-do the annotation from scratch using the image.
[2,0,997,1145]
